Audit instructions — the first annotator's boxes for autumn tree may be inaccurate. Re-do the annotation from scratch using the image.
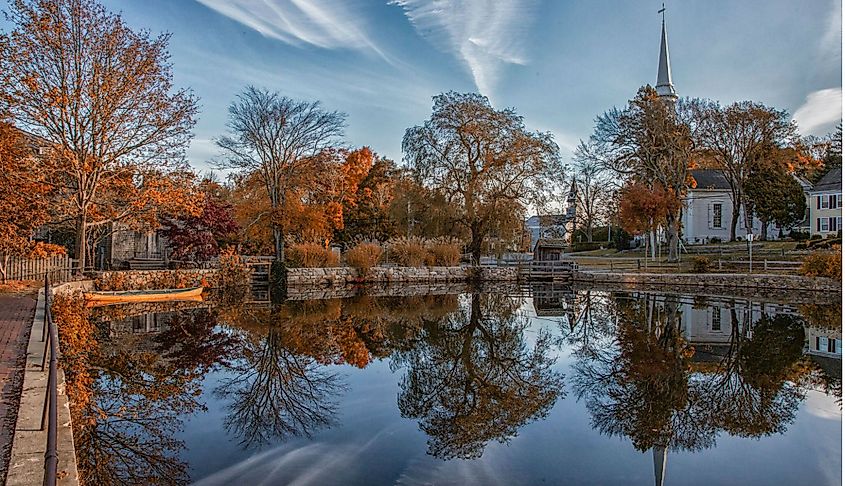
[216,87,346,261]
[591,86,693,261]
[618,181,681,259]
[402,92,562,265]
[0,0,200,272]
[160,179,240,263]
[335,155,400,244]
[745,147,807,240]
[692,100,797,240]
[0,120,64,280]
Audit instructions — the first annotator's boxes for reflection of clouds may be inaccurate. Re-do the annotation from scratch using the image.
[803,390,842,420]
[193,427,394,485]
[396,445,512,486]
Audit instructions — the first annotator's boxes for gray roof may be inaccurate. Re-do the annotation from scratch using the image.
[812,167,842,193]
[690,169,730,190]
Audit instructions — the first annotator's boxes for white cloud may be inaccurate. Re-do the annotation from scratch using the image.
[390,0,540,98]
[793,87,842,136]
[195,0,386,58]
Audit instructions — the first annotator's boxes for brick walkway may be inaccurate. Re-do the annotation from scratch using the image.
[0,294,36,484]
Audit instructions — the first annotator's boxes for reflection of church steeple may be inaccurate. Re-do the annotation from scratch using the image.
[653,445,668,486]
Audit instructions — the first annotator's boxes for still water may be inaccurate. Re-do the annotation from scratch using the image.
[75,286,841,485]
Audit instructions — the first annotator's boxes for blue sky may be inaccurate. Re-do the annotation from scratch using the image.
[3,0,842,170]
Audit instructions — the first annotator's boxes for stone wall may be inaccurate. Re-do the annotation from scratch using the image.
[573,271,841,293]
[286,266,520,286]
[94,269,220,290]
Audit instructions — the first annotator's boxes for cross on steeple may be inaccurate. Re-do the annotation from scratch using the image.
[658,3,666,19]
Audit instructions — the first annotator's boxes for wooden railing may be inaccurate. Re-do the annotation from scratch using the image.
[0,254,75,283]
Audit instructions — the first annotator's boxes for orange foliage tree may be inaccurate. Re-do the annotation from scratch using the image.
[618,181,682,242]
[0,0,200,271]
[0,120,65,280]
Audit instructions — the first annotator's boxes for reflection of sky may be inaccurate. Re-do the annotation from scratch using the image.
[165,293,841,485]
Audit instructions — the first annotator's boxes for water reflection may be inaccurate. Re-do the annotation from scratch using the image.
[66,287,841,485]
[395,293,565,459]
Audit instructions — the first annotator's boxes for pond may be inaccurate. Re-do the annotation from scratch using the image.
[70,285,841,485]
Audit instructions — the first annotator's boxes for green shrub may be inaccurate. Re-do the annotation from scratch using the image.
[800,246,841,280]
[572,241,603,252]
[388,237,429,267]
[345,242,384,275]
[810,234,823,240]
[287,242,339,268]
[788,230,810,241]
[691,256,711,273]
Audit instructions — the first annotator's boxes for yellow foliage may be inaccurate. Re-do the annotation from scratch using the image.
[288,242,339,268]
[800,246,842,281]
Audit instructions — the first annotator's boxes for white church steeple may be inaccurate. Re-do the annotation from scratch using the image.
[655,4,677,102]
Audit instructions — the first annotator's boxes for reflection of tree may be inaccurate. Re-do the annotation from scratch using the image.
[215,317,345,448]
[396,293,564,459]
[73,310,230,485]
[573,295,714,453]
[573,293,814,462]
[559,290,618,360]
[707,309,807,437]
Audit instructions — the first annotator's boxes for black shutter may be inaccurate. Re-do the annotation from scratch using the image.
[817,196,821,209]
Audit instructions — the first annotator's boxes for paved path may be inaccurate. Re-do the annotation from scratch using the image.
[0,294,36,484]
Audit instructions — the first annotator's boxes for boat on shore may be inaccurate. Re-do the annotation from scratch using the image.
[84,287,204,306]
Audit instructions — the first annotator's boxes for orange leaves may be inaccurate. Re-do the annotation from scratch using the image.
[618,182,681,235]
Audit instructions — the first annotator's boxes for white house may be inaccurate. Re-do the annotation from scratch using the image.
[808,167,842,237]
[681,169,778,244]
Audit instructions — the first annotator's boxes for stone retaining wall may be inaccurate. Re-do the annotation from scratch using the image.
[574,271,841,293]
[286,266,520,286]
[94,269,219,290]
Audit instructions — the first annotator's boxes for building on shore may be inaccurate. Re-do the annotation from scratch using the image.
[807,167,842,237]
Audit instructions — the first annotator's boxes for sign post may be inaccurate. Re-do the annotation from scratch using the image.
[746,233,753,273]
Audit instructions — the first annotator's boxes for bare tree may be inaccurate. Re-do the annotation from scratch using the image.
[591,86,693,261]
[402,92,562,265]
[572,140,614,242]
[0,0,199,271]
[216,87,346,260]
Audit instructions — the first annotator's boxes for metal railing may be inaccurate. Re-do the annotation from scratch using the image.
[40,273,59,486]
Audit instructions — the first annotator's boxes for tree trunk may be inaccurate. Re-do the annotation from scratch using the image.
[667,210,681,262]
[273,227,284,261]
[74,210,87,275]
[759,219,768,241]
[469,223,483,267]
[729,205,740,242]
[586,221,593,242]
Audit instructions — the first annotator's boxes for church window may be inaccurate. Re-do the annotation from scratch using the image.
[712,204,722,229]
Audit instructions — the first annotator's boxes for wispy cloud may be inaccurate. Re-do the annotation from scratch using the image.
[820,0,842,57]
[390,0,540,97]
[793,87,842,135]
[195,0,386,57]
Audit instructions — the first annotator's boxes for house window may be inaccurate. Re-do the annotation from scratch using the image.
[819,336,829,352]
[838,194,843,208]
[712,204,722,229]
[828,338,837,354]
[821,195,830,209]
[711,307,721,331]
[820,218,829,232]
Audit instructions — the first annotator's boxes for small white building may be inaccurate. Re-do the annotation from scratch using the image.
[808,168,842,237]
[681,169,778,244]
